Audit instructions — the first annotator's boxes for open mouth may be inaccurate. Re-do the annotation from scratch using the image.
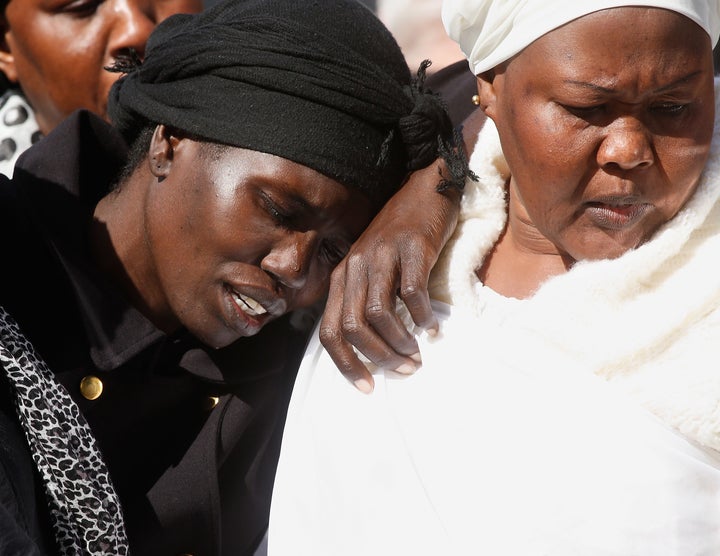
[230,290,268,317]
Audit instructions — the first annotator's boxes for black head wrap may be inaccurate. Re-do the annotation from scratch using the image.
[108,0,473,208]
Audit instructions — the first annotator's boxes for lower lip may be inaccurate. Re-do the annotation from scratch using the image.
[584,203,650,230]
[224,287,265,337]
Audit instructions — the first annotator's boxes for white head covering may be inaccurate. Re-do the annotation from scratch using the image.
[442,0,720,74]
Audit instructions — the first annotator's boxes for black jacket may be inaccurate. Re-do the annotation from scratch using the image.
[0,111,309,555]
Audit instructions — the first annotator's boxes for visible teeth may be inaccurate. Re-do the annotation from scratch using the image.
[232,292,268,316]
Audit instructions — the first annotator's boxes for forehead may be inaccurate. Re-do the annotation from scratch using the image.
[510,7,712,82]
[191,144,369,214]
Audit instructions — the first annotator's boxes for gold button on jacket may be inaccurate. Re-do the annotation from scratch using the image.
[79,375,103,400]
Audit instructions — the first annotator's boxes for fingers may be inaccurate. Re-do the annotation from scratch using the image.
[318,316,375,394]
[320,255,421,394]
[363,254,421,358]
[318,157,463,393]
[319,264,376,393]
[393,239,439,335]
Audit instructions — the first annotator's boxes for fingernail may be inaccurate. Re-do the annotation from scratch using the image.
[409,352,422,363]
[354,378,373,394]
[425,326,438,337]
[394,362,417,375]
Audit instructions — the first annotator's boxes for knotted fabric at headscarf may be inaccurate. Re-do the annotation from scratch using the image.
[442,0,720,75]
[109,0,466,207]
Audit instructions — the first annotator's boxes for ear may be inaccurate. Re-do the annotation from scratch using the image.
[148,124,182,180]
[0,20,18,83]
[476,68,500,120]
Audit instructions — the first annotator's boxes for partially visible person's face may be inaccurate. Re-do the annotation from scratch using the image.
[140,131,375,349]
[480,7,715,262]
[0,0,202,134]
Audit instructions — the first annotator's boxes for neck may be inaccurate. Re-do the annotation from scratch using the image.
[477,187,573,299]
[89,167,177,333]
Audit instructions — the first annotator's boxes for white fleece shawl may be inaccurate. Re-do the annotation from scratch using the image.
[428,83,720,452]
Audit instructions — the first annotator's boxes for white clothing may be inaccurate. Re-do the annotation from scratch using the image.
[270,300,720,555]
[441,0,720,74]
[0,90,41,178]
[268,83,720,556]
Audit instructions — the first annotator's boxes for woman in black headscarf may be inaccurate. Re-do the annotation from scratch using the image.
[0,0,468,554]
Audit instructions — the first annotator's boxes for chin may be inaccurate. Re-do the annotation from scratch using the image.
[572,225,657,262]
[193,327,243,350]
[208,321,272,349]
[573,240,644,262]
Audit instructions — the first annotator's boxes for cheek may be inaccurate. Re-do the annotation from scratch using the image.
[5,32,48,87]
[20,22,106,119]
[501,102,588,179]
[49,43,105,100]
[157,233,207,290]
[502,132,585,221]
[655,135,711,211]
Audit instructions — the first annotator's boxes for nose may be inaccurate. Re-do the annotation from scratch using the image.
[261,232,317,291]
[597,117,654,171]
[107,0,156,61]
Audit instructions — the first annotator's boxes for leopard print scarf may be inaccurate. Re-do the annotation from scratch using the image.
[0,306,129,555]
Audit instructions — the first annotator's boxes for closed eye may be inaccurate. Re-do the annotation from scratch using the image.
[59,0,102,16]
[560,103,605,118]
[651,102,688,114]
[260,191,294,227]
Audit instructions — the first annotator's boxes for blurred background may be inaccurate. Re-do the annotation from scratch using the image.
[374,0,463,74]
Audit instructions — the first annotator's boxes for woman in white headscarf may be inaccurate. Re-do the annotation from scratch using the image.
[268,2,720,555]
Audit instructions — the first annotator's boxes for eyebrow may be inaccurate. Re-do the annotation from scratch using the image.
[564,70,703,94]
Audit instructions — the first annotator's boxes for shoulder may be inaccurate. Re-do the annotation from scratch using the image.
[14,110,127,198]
